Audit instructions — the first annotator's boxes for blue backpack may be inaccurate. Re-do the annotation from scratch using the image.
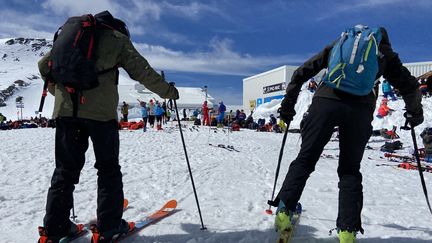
[323,25,382,96]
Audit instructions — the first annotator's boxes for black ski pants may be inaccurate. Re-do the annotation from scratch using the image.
[149,115,155,127]
[277,97,374,232]
[44,117,124,235]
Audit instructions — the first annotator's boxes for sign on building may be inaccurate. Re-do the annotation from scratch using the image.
[249,100,256,110]
[263,82,285,94]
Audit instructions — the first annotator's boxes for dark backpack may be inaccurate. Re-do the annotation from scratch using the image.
[380,140,403,153]
[50,11,129,90]
[323,25,382,96]
[49,14,99,91]
[38,11,129,115]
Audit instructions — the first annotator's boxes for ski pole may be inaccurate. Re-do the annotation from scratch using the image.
[70,199,77,222]
[38,80,49,113]
[173,98,207,230]
[266,121,290,215]
[162,72,206,230]
[401,121,432,215]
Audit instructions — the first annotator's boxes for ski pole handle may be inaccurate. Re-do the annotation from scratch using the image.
[400,120,410,131]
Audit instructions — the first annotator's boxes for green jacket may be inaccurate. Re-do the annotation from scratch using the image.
[38,29,178,121]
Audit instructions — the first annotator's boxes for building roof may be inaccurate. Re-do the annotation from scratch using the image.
[417,71,432,81]
[242,65,297,82]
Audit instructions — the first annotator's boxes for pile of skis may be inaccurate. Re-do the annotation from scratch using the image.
[208,143,240,152]
[373,151,431,173]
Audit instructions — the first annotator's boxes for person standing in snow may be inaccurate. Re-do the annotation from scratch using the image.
[217,101,226,126]
[139,101,148,132]
[37,11,179,242]
[148,99,155,128]
[273,25,423,243]
[166,109,171,123]
[382,79,397,101]
[154,101,165,130]
[182,108,187,120]
[202,101,210,126]
[121,101,129,122]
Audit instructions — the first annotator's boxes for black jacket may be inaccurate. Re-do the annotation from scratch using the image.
[285,27,421,114]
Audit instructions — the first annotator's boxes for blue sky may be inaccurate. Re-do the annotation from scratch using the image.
[0,0,431,105]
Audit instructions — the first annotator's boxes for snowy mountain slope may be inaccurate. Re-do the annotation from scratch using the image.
[0,38,54,118]
[0,38,215,120]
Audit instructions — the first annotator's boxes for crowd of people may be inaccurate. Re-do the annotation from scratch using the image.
[118,98,292,134]
[119,99,172,131]
[0,113,54,130]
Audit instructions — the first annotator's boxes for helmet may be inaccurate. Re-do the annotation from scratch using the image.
[382,98,388,103]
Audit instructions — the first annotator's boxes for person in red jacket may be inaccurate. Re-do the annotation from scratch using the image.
[376,98,394,118]
[202,101,210,126]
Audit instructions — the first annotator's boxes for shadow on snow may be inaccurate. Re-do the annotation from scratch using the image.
[74,222,432,243]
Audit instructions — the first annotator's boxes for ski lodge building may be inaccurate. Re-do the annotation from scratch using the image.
[243,61,432,114]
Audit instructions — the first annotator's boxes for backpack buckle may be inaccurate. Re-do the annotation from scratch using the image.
[82,21,92,27]
[65,87,75,93]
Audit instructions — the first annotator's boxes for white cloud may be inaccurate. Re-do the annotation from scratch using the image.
[123,1,162,22]
[317,0,432,21]
[0,1,304,77]
[161,1,229,21]
[134,38,305,76]
[37,0,218,44]
[0,10,58,38]
[41,0,121,16]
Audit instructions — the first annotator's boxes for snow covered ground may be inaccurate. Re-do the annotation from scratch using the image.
[1,91,432,242]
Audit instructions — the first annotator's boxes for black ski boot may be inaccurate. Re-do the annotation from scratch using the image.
[90,219,134,243]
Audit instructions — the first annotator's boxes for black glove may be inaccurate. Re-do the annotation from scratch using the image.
[280,98,296,123]
[167,82,179,100]
[402,90,422,127]
[169,87,179,100]
[404,110,423,128]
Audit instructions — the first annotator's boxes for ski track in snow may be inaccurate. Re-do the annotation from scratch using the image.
[1,119,432,242]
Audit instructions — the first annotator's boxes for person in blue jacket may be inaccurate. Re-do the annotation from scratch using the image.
[154,102,165,130]
[217,101,226,125]
[139,100,148,132]
[382,80,397,101]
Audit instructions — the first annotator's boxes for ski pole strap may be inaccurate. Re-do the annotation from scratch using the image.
[69,92,79,118]
[167,99,173,110]
[267,198,279,207]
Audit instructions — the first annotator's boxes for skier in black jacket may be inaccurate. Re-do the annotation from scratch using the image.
[273,26,423,242]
